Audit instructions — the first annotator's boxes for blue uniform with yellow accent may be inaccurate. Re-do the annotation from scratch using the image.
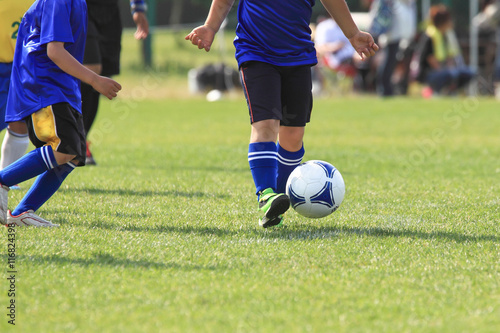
[6,0,88,122]
[0,0,34,130]
[234,0,317,68]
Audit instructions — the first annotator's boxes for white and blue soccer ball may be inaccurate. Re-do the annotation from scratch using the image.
[286,160,345,218]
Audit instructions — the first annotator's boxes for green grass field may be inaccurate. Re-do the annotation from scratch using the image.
[2,96,499,332]
[1,31,500,332]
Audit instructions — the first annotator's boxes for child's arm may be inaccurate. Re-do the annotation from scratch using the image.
[320,0,378,59]
[185,0,235,52]
[130,0,149,40]
[46,42,122,100]
[132,12,149,40]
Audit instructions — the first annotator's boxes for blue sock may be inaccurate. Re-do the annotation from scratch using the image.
[248,142,278,195]
[276,142,305,194]
[0,146,57,187]
[12,162,75,216]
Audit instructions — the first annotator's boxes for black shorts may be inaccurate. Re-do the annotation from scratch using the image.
[84,3,122,77]
[240,61,313,126]
[26,103,86,166]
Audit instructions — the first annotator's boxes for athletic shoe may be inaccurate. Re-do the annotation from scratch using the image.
[86,141,97,166]
[260,214,284,228]
[9,185,21,190]
[0,184,9,225]
[258,188,290,228]
[6,210,59,227]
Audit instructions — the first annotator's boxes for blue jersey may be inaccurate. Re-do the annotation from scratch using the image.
[234,0,317,68]
[6,0,87,122]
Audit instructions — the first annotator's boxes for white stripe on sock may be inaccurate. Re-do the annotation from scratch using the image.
[40,146,49,168]
[277,159,301,167]
[41,146,54,169]
[247,151,278,157]
[248,156,278,162]
[277,154,303,164]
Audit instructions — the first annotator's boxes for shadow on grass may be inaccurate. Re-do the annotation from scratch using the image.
[85,221,499,244]
[22,252,222,271]
[265,225,500,243]
[140,164,249,174]
[58,187,229,199]
[91,222,237,238]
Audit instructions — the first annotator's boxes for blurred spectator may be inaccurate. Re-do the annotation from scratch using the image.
[412,5,475,97]
[369,0,417,96]
[474,0,500,96]
[315,18,356,72]
[312,17,357,95]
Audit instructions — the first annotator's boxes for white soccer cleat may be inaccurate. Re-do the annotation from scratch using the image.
[0,185,9,225]
[7,210,59,227]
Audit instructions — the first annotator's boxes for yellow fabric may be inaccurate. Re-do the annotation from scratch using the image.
[0,0,34,63]
[31,106,61,151]
[425,24,460,63]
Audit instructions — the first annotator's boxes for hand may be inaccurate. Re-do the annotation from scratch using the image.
[133,12,149,40]
[348,31,379,60]
[185,25,217,52]
[91,76,122,100]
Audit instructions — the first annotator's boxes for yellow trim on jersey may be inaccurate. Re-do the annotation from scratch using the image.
[31,106,62,152]
[0,0,34,63]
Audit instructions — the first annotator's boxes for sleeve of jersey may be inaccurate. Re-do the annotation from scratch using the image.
[39,0,74,45]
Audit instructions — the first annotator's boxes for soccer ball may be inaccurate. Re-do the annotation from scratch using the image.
[286,160,345,218]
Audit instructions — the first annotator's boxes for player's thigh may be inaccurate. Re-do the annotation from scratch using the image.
[280,65,313,127]
[240,61,282,124]
[27,103,86,166]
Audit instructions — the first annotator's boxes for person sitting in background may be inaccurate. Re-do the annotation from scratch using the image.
[413,5,475,97]
[315,17,356,72]
[312,17,357,95]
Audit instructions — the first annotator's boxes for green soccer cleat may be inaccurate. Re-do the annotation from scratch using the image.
[258,188,290,228]
[260,214,284,228]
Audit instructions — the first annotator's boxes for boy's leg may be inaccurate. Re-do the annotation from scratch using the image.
[4,104,85,225]
[248,123,290,228]
[0,123,30,170]
[0,146,58,187]
[241,62,290,227]
[276,64,312,194]
[11,162,75,216]
[0,145,58,224]
[276,138,305,194]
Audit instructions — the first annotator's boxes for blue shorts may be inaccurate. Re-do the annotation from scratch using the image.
[0,63,12,132]
[239,61,312,126]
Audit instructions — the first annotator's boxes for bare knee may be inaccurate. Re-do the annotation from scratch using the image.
[278,126,304,151]
[53,151,76,166]
[250,119,280,143]
[8,121,28,135]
